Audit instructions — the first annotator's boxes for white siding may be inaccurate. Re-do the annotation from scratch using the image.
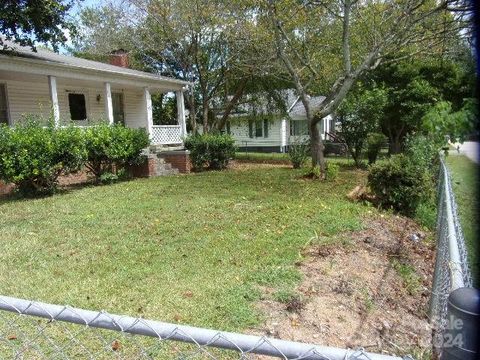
[0,77,147,129]
[57,84,106,126]
[229,118,283,149]
[3,79,51,123]
[124,88,147,129]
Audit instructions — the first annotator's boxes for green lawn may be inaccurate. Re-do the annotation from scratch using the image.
[0,165,368,332]
[446,155,479,284]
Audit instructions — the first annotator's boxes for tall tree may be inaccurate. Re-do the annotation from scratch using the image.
[371,57,475,153]
[266,0,472,177]
[0,0,76,51]
[74,0,279,133]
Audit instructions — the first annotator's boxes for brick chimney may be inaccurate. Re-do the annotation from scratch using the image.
[109,49,129,68]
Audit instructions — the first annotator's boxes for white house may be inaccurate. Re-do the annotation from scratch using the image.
[226,95,334,153]
[0,43,189,146]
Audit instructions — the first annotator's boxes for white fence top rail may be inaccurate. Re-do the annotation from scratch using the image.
[0,295,405,360]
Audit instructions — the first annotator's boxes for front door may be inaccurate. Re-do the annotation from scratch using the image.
[112,92,125,125]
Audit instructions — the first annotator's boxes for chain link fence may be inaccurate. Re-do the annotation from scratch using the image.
[429,156,473,356]
[0,295,408,360]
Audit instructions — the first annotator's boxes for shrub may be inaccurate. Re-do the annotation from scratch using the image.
[288,139,310,168]
[303,165,322,179]
[404,133,439,172]
[368,154,433,216]
[366,133,387,164]
[184,133,236,171]
[325,162,339,181]
[84,124,150,181]
[0,121,86,195]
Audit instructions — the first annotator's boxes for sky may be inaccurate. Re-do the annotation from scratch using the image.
[59,0,104,53]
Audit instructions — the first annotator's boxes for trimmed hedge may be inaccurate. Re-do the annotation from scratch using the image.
[184,133,236,170]
[84,124,150,181]
[0,121,150,195]
[0,122,86,195]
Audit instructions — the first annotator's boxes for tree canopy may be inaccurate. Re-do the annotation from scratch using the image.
[0,0,76,51]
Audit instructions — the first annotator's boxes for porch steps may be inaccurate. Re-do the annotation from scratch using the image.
[154,157,179,176]
[149,144,184,153]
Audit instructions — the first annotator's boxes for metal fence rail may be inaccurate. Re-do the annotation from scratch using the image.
[429,156,473,355]
[0,295,407,360]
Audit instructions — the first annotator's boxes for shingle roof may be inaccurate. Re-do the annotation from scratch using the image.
[288,96,326,119]
[0,40,190,86]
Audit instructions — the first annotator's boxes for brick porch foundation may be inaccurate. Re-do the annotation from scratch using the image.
[157,150,191,174]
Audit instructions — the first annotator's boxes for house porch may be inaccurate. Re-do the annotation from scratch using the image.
[0,69,187,146]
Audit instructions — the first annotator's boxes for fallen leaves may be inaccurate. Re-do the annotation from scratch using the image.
[111,339,121,351]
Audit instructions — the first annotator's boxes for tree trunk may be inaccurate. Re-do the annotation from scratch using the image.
[215,77,248,131]
[310,121,326,176]
[186,93,196,133]
[202,99,209,134]
[389,134,402,154]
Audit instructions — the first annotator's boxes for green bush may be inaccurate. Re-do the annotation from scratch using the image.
[368,154,433,216]
[288,139,310,169]
[366,133,387,164]
[368,134,439,216]
[325,162,339,181]
[0,121,86,195]
[404,134,439,172]
[84,124,150,181]
[184,133,236,171]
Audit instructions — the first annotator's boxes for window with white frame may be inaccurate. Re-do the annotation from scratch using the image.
[68,93,87,120]
[0,84,9,124]
[290,120,309,136]
[248,119,269,138]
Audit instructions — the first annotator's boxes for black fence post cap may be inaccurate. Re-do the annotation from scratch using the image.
[448,287,480,315]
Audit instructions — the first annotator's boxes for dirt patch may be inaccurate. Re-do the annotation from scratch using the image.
[250,215,435,357]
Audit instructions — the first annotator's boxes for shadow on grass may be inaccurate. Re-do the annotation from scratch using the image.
[0,176,140,205]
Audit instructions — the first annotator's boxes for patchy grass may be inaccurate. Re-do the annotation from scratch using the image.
[391,259,422,296]
[272,289,298,304]
[0,165,368,332]
[446,155,479,284]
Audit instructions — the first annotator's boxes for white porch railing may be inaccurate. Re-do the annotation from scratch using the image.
[151,125,183,145]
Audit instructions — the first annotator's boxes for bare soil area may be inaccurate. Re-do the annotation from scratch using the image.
[250,215,435,358]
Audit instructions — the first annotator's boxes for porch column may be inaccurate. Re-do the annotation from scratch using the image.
[48,75,60,127]
[176,90,187,138]
[104,82,114,125]
[280,118,288,152]
[143,87,153,140]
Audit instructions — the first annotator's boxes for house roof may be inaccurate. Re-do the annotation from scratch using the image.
[288,96,326,120]
[0,40,190,88]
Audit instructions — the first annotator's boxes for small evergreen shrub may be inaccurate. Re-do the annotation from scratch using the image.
[366,133,387,164]
[303,165,322,179]
[84,124,150,182]
[288,139,310,169]
[184,133,236,171]
[0,121,86,195]
[325,162,339,181]
[368,154,432,216]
